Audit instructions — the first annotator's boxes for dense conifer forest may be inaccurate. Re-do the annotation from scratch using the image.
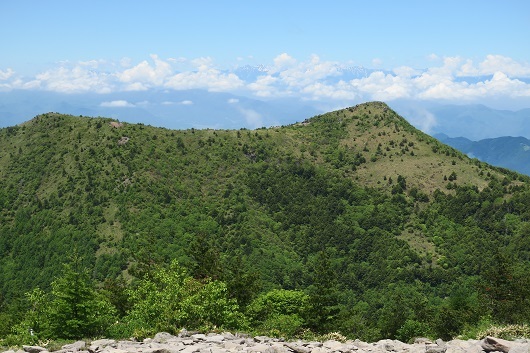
[1,102,529,344]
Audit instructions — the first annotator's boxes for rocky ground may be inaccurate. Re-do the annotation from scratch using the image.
[3,331,528,353]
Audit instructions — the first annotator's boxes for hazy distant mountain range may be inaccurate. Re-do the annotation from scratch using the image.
[427,104,530,140]
[435,133,530,176]
[2,89,530,138]
[0,89,320,130]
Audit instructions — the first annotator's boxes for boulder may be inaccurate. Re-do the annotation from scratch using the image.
[284,342,311,353]
[62,341,86,352]
[192,334,207,342]
[202,348,227,353]
[221,342,243,351]
[445,339,482,353]
[89,339,117,352]
[309,348,327,353]
[306,343,323,349]
[98,348,129,353]
[143,348,183,353]
[480,336,530,353]
[253,337,270,344]
[179,346,201,353]
[22,346,47,353]
[425,346,446,353]
[245,343,275,353]
[481,337,512,353]
[264,345,291,353]
[221,333,236,341]
[323,340,344,351]
[205,335,226,344]
[153,333,179,344]
[413,338,432,344]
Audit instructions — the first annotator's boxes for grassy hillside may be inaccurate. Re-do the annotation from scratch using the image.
[1,102,530,341]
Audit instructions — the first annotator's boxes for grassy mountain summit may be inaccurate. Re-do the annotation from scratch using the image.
[0,102,509,207]
[1,102,530,341]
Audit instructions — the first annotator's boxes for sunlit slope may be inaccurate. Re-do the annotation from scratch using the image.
[0,102,527,301]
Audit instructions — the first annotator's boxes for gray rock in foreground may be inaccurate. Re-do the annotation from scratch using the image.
[22,347,47,353]
[4,333,529,353]
[481,337,529,353]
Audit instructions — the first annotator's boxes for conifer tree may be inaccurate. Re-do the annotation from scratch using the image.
[47,253,115,339]
[307,250,340,333]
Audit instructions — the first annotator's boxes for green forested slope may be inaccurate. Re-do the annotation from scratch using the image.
[1,102,530,342]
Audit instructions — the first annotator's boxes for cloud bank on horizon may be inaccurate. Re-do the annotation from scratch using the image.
[1,53,529,108]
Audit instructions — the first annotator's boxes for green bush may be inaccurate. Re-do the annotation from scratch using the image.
[123,260,246,337]
[47,262,116,339]
[247,289,310,338]
[248,289,309,320]
[261,313,305,337]
[396,319,431,343]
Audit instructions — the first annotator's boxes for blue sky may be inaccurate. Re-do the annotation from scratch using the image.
[2,1,529,71]
[1,0,530,122]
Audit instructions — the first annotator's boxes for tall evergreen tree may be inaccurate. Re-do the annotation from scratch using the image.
[307,250,340,333]
[47,253,116,339]
[189,232,222,280]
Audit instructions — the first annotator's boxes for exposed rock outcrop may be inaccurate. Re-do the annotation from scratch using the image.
[3,333,529,353]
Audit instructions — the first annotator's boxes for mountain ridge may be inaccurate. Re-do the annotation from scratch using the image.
[1,101,530,341]
[436,133,530,176]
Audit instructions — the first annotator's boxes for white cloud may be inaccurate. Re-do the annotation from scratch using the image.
[427,53,440,61]
[458,59,478,76]
[238,107,263,128]
[0,68,15,80]
[123,82,149,91]
[167,57,187,63]
[252,53,530,103]
[120,57,133,68]
[78,60,104,69]
[456,55,530,78]
[372,58,383,67]
[247,54,530,103]
[3,53,530,107]
[416,71,530,101]
[278,54,341,88]
[272,53,297,71]
[302,81,357,101]
[165,58,243,91]
[191,57,214,68]
[100,100,135,107]
[18,79,41,90]
[420,111,438,134]
[393,66,420,78]
[350,71,413,100]
[478,55,530,77]
[399,105,438,134]
[161,100,193,105]
[35,65,113,93]
[248,75,279,97]
[165,70,243,91]
[116,54,172,88]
